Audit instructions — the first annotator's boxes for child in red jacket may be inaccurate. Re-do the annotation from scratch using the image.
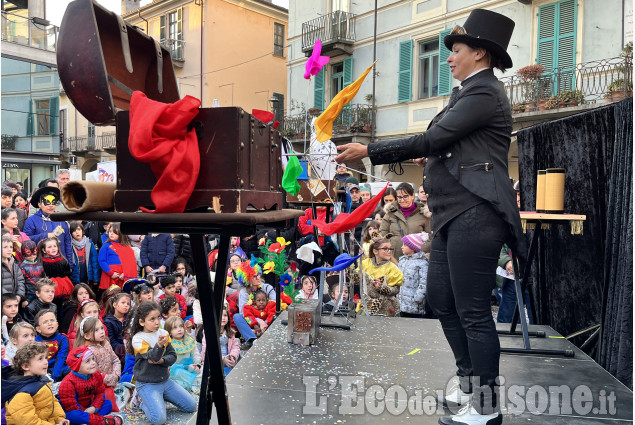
[158,275,187,320]
[241,289,276,337]
[58,345,122,425]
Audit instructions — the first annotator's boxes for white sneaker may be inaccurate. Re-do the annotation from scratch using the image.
[438,382,471,407]
[438,403,502,425]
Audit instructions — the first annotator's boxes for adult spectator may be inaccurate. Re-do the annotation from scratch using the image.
[172,234,193,271]
[16,182,28,199]
[56,169,70,188]
[1,187,26,231]
[23,186,72,261]
[379,183,431,258]
[4,183,18,197]
[377,187,397,213]
[360,185,372,203]
[349,184,362,210]
[417,184,428,206]
[140,233,175,275]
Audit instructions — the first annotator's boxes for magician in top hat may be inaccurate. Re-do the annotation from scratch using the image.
[335,9,525,425]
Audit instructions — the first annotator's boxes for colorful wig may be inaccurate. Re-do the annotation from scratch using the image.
[236,260,262,287]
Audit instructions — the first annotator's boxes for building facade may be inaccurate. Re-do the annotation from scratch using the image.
[57,0,288,178]
[285,0,632,186]
[1,0,62,193]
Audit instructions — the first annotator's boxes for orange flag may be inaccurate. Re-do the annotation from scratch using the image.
[314,61,376,142]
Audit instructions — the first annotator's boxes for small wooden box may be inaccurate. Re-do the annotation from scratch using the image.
[287,300,321,346]
[114,108,284,213]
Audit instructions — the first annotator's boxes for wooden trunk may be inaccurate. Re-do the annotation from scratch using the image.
[115,108,284,213]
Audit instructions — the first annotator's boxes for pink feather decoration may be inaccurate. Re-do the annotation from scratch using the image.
[304,40,330,80]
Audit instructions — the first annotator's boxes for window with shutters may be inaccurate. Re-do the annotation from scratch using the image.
[274,23,285,57]
[160,9,183,61]
[35,99,50,136]
[331,63,344,99]
[537,0,577,94]
[417,40,440,99]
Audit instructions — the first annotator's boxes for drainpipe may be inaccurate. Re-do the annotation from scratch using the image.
[370,0,378,182]
[200,0,204,103]
[137,9,148,34]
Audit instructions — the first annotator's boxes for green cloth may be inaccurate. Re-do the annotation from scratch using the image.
[282,156,302,195]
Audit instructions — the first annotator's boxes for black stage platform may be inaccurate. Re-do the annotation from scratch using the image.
[218,313,632,424]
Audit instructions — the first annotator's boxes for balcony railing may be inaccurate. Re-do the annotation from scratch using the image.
[1,11,59,52]
[501,56,632,113]
[282,104,373,140]
[302,11,355,52]
[161,38,185,61]
[61,132,116,153]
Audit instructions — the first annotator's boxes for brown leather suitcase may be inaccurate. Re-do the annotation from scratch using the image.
[57,0,179,125]
[114,108,284,213]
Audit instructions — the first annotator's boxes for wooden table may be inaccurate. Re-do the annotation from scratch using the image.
[51,209,304,425]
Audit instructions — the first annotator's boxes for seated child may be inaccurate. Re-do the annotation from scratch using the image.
[219,306,239,376]
[23,278,57,326]
[361,237,404,317]
[103,293,132,361]
[61,283,95,337]
[74,317,122,413]
[164,316,201,392]
[4,322,36,364]
[127,301,197,424]
[158,276,187,320]
[59,345,123,425]
[323,278,352,312]
[242,289,276,337]
[397,233,429,318]
[98,285,121,320]
[34,309,70,382]
[19,240,44,305]
[2,294,23,342]
[2,342,68,425]
[294,275,318,301]
[68,299,102,349]
[1,237,25,304]
[159,296,181,329]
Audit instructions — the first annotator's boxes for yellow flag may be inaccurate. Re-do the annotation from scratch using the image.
[314,61,376,142]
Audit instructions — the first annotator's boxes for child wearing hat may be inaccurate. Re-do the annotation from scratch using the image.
[397,233,430,318]
[58,345,122,425]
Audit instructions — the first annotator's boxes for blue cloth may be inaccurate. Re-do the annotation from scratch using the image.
[140,234,175,270]
[120,354,136,383]
[233,314,257,342]
[23,210,72,262]
[220,334,228,357]
[497,278,534,324]
[136,378,197,425]
[65,399,112,424]
[309,253,363,274]
[224,366,232,376]
[103,314,126,352]
[70,238,101,284]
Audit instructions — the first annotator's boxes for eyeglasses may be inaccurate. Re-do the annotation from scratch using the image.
[450,25,467,35]
[396,195,411,200]
[379,247,394,252]
[40,319,57,326]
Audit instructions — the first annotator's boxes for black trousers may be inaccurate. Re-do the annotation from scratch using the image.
[427,203,507,414]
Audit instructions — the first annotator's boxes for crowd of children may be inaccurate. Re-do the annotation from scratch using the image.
[1,183,435,424]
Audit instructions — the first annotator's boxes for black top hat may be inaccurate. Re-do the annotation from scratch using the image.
[444,9,515,68]
[31,186,60,207]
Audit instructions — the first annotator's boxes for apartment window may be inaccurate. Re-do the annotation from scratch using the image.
[35,100,50,135]
[418,40,439,99]
[331,63,344,99]
[274,23,285,57]
[160,9,183,60]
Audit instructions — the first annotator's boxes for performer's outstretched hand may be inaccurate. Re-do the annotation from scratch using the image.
[335,143,368,163]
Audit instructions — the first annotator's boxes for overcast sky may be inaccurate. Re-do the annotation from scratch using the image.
[47,0,290,26]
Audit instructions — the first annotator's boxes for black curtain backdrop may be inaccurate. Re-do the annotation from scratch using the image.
[517,98,632,389]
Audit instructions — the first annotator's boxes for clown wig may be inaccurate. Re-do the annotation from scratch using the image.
[236,260,262,287]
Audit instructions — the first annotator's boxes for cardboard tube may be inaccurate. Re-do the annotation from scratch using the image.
[536,170,546,213]
[61,181,116,212]
[545,168,565,213]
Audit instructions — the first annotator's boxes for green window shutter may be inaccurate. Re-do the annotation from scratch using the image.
[314,68,325,110]
[438,29,452,96]
[160,15,166,42]
[343,57,354,88]
[26,100,34,136]
[398,40,413,103]
[538,0,577,92]
[49,96,59,135]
